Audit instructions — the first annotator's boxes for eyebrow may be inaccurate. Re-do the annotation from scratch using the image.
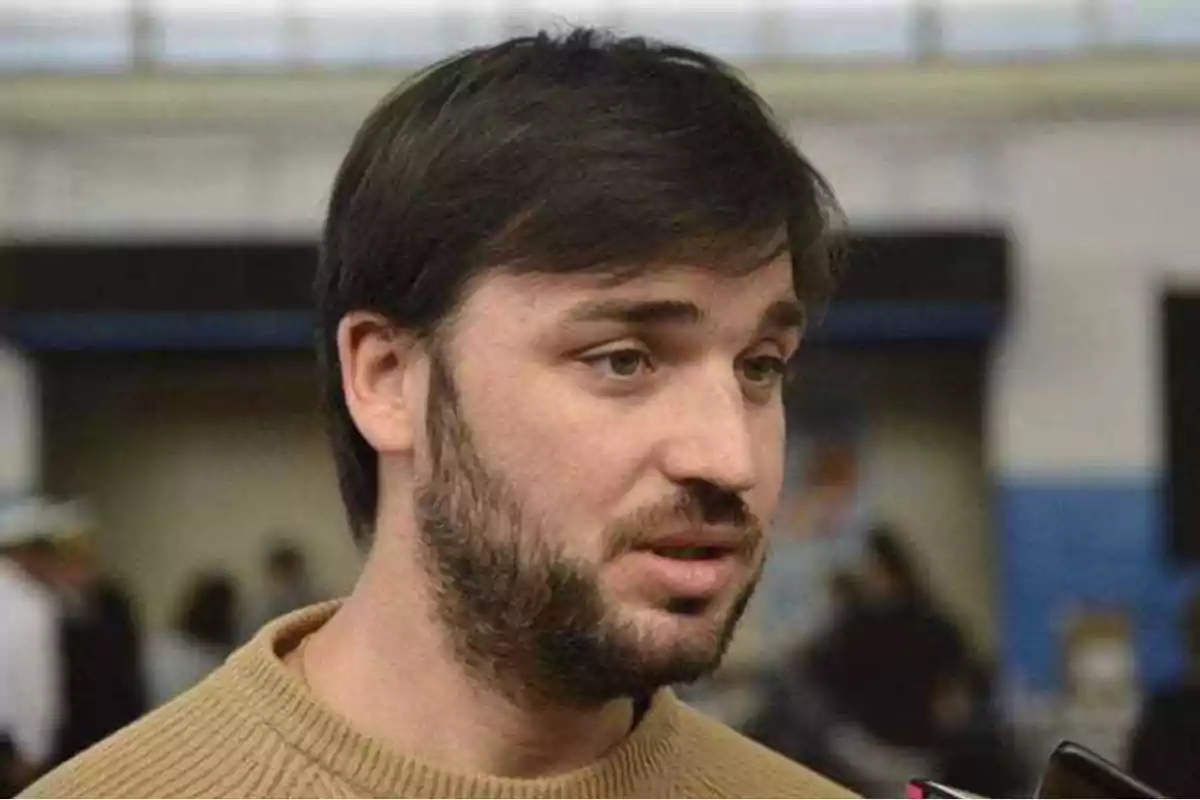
[562,297,806,335]
[758,299,807,336]
[563,299,702,326]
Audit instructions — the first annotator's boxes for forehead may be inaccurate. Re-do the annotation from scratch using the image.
[460,258,797,327]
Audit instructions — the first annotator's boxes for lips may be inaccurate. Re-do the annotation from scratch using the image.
[644,528,749,555]
[626,549,741,597]
[622,528,752,598]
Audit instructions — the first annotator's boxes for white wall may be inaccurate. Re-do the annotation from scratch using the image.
[0,130,344,237]
[998,122,1200,475]
[795,117,1200,477]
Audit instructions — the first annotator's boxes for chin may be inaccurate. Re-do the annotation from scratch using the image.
[625,601,739,668]
[635,636,730,688]
[587,571,760,690]
[536,596,748,705]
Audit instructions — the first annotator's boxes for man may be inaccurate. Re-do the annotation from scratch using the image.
[0,499,67,793]
[26,28,850,798]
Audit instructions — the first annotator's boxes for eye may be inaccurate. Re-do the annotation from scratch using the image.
[739,354,787,389]
[585,348,654,379]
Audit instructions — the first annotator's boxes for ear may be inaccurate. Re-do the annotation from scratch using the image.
[336,311,423,455]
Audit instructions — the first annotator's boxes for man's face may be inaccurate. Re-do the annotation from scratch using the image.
[412,258,803,705]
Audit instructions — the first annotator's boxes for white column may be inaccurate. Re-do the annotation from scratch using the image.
[0,341,39,502]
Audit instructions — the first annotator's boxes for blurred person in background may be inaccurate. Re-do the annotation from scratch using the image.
[0,500,66,794]
[743,570,874,791]
[808,569,868,664]
[0,734,18,798]
[47,524,146,767]
[145,572,240,708]
[810,523,969,751]
[1127,586,1200,797]
[255,539,321,630]
[748,525,984,796]
[927,658,1027,797]
[23,27,853,799]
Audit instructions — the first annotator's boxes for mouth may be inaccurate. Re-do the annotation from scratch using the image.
[624,534,749,598]
[650,545,729,560]
[643,527,749,561]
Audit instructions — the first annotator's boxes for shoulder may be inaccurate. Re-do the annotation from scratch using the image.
[671,701,858,798]
[21,670,290,799]
[0,589,56,648]
[0,567,54,623]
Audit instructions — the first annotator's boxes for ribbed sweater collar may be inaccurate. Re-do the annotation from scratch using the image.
[219,601,687,798]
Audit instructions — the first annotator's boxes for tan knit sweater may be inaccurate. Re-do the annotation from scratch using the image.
[23,603,854,799]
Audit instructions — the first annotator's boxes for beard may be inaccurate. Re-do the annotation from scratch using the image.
[413,350,764,708]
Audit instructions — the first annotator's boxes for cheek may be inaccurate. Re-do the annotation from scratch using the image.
[459,373,637,540]
[751,413,787,521]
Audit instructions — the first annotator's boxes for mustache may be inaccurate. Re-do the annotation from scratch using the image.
[604,480,763,559]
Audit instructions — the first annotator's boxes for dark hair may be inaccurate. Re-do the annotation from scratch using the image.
[866,523,924,604]
[266,541,304,576]
[316,27,843,543]
[828,569,863,610]
[177,572,239,651]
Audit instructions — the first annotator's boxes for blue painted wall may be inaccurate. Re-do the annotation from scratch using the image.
[999,476,1200,693]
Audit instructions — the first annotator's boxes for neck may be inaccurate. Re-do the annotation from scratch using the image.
[296,525,635,778]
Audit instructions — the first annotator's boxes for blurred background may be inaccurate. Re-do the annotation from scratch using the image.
[3,0,1200,796]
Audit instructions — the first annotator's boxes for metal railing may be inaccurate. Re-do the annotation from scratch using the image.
[1,0,1198,73]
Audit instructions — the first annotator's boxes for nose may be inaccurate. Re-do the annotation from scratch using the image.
[656,371,759,495]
